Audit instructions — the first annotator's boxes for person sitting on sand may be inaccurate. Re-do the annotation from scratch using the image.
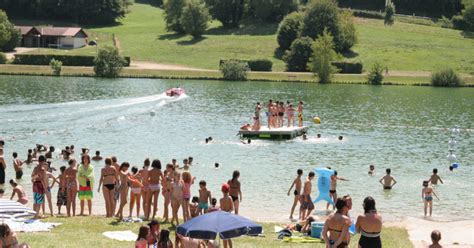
[208,198,219,213]
[0,223,19,248]
[422,180,440,217]
[189,196,199,218]
[327,170,349,210]
[428,168,443,185]
[368,165,375,176]
[92,151,103,161]
[10,179,28,205]
[355,196,382,248]
[157,229,173,248]
[287,169,303,220]
[285,216,316,236]
[322,198,351,248]
[379,168,397,190]
[136,225,149,248]
[428,230,443,248]
[300,172,315,220]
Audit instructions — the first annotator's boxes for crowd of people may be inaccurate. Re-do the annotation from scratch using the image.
[241,100,304,131]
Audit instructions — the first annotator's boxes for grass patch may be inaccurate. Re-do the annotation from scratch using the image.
[17,3,474,74]
[17,216,412,248]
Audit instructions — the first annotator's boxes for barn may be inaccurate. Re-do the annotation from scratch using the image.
[16,26,88,49]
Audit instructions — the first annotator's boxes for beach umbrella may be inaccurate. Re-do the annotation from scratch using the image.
[0,199,36,219]
[176,211,262,240]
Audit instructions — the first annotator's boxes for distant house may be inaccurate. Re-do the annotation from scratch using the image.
[16,26,88,49]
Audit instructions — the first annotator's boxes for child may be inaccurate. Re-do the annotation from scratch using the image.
[92,151,103,161]
[422,180,440,217]
[208,198,219,213]
[297,101,304,127]
[182,159,189,170]
[129,166,143,218]
[162,165,173,222]
[31,157,48,219]
[45,146,54,159]
[140,158,150,215]
[13,152,23,180]
[379,168,397,190]
[136,225,150,248]
[300,172,315,220]
[56,166,67,215]
[326,170,349,210]
[116,162,130,220]
[9,179,28,205]
[197,180,212,214]
[287,169,303,220]
[428,168,443,185]
[64,159,78,217]
[145,160,163,221]
[428,230,443,248]
[189,196,199,218]
[368,165,375,176]
[170,172,183,226]
[286,104,295,127]
[220,184,233,213]
[181,172,195,221]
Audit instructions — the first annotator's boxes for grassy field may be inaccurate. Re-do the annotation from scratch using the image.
[19,3,474,74]
[17,216,412,248]
[1,64,473,86]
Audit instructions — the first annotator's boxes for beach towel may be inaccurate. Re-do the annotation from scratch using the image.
[78,164,94,200]
[282,236,324,243]
[122,217,143,223]
[4,219,61,232]
[102,230,137,242]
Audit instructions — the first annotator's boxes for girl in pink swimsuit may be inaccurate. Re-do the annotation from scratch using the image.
[181,171,195,222]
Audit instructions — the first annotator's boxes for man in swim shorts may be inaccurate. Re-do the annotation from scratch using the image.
[379,168,397,190]
[287,169,303,220]
[31,156,48,218]
[300,171,315,220]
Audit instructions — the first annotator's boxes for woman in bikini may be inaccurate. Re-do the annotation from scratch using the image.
[161,165,173,222]
[9,179,28,205]
[171,172,183,226]
[145,159,163,220]
[129,167,143,218]
[64,159,78,217]
[140,158,150,217]
[422,180,440,217]
[97,158,118,218]
[322,198,351,248]
[355,197,382,248]
[181,171,195,222]
[227,170,242,215]
[116,162,131,220]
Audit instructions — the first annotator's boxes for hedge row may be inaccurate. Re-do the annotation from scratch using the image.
[350,9,384,19]
[13,54,131,67]
[332,61,363,74]
[220,58,272,71]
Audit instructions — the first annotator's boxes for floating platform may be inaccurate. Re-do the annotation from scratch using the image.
[238,126,309,140]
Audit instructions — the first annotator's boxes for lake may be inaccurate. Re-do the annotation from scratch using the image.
[0,75,472,222]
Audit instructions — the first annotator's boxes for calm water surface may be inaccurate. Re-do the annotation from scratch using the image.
[0,75,472,222]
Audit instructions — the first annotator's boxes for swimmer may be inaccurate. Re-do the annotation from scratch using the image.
[428,168,443,185]
[205,138,209,144]
[338,136,343,141]
[422,180,440,217]
[287,169,303,220]
[182,159,189,170]
[302,134,308,140]
[379,168,397,190]
[368,165,375,176]
[449,166,453,172]
[327,170,349,210]
[317,133,321,138]
[45,146,55,159]
[214,163,219,169]
[92,151,103,161]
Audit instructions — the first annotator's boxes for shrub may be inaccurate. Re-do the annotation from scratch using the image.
[164,0,186,33]
[205,0,245,27]
[2,25,20,52]
[283,37,313,72]
[277,12,303,51]
[431,68,463,87]
[332,61,363,74]
[93,46,126,78]
[367,62,384,85]
[463,4,474,31]
[0,52,7,64]
[439,16,453,28]
[220,60,248,81]
[0,10,20,52]
[310,30,337,83]
[250,0,298,21]
[301,0,356,52]
[49,59,62,76]
[384,1,396,26]
[350,9,384,19]
[451,15,466,30]
[248,59,272,71]
[12,54,130,66]
[180,0,210,38]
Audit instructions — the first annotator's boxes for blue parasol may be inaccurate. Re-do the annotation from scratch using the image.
[176,211,262,240]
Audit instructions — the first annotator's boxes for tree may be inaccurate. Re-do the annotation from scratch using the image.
[277,12,303,51]
[50,59,62,76]
[338,10,357,52]
[181,0,210,38]
[164,0,186,33]
[250,0,298,22]
[0,10,17,51]
[93,46,126,78]
[205,0,245,27]
[431,68,463,87]
[367,62,384,85]
[301,0,356,52]
[384,1,396,26]
[310,30,337,83]
[283,37,314,72]
[463,4,474,31]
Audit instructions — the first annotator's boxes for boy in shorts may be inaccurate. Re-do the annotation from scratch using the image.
[287,169,303,220]
[300,171,315,220]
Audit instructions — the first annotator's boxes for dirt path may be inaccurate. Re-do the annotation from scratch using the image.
[5,48,38,60]
[129,61,216,72]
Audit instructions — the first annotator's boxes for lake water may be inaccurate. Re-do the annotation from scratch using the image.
[0,75,473,222]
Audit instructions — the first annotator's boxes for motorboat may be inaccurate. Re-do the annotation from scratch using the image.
[166,87,185,97]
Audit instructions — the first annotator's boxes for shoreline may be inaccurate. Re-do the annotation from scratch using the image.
[0,64,473,86]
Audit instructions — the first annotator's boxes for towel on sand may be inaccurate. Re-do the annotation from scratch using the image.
[282,236,323,243]
[103,230,137,242]
[4,219,61,232]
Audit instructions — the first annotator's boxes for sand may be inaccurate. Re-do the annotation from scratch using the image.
[386,217,474,248]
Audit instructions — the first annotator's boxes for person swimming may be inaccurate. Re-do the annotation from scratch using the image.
[428,168,443,185]
[368,165,375,176]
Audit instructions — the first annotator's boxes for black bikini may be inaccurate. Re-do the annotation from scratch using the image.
[358,228,381,248]
[104,184,115,190]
